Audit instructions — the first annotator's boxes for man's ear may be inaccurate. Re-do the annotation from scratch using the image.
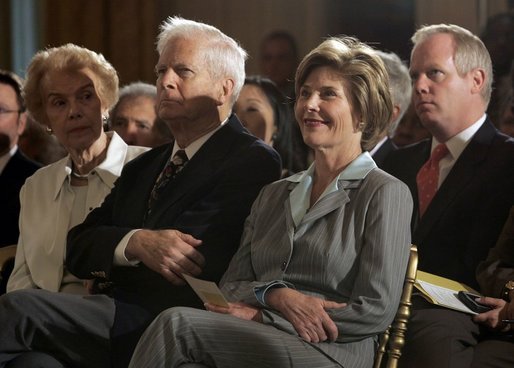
[470,68,486,95]
[391,105,401,124]
[217,78,235,105]
[17,112,27,136]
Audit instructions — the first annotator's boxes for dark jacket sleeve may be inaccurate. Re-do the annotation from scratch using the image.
[66,134,282,312]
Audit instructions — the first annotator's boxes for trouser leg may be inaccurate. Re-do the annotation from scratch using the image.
[129,306,342,368]
[471,338,514,368]
[5,352,66,368]
[0,289,115,368]
[399,298,480,368]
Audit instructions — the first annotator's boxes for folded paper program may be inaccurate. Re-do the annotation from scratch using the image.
[414,271,480,314]
[183,274,229,307]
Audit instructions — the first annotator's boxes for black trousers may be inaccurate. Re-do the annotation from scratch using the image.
[0,289,115,368]
[399,297,514,368]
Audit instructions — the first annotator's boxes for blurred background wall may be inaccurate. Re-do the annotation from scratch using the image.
[0,0,511,85]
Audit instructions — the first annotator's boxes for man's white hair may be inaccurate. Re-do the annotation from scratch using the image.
[157,17,248,104]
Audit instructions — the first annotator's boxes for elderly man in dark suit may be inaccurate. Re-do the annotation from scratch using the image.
[0,17,281,368]
[0,70,40,248]
[382,24,514,368]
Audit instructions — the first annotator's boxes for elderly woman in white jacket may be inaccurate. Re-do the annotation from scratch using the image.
[7,44,148,295]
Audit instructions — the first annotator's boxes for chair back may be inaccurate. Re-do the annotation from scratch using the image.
[373,244,418,368]
[0,244,17,295]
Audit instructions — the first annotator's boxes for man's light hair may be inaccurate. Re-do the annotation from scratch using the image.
[156,17,248,104]
[118,81,156,100]
[109,82,157,128]
[376,50,412,136]
[411,24,493,105]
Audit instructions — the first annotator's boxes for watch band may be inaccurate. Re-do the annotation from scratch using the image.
[502,280,514,302]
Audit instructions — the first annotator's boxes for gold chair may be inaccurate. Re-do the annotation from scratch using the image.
[0,244,17,294]
[374,244,418,368]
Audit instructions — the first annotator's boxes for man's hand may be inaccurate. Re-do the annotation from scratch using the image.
[125,229,204,285]
[473,296,513,332]
[265,288,346,343]
[84,279,95,294]
[205,302,263,322]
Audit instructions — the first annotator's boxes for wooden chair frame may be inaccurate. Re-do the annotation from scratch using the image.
[374,244,418,368]
[0,244,17,294]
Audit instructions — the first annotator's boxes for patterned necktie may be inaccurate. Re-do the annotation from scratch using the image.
[148,149,188,210]
[416,143,449,217]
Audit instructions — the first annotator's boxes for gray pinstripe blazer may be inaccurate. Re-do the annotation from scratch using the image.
[221,154,413,368]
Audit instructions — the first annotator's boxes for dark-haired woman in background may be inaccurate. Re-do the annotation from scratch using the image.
[234,75,296,175]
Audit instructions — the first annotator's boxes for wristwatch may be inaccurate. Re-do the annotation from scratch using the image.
[502,280,514,302]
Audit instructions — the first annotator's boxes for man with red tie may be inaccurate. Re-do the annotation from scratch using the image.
[383,24,514,367]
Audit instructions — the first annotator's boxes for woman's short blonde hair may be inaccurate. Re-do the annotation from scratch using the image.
[295,36,393,151]
[24,43,119,126]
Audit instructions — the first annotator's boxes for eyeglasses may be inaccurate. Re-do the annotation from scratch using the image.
[0,107,21,116]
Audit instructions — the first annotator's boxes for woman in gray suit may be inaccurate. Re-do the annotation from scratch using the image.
[129,36,413,368]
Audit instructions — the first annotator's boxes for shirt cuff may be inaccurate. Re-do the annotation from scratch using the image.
[113,229,141,266]
[254,281,292,306]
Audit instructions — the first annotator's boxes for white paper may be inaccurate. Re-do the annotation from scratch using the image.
[182,274,229,307]
[417,280,477,315]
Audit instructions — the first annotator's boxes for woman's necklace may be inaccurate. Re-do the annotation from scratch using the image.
[71,170,90,179]
[70,134,110,181]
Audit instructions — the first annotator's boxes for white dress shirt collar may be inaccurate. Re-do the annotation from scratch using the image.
[172,116,229,159]
[0,145,18,175]
[431,113,486,160]
[430,114,486,187]
[51,131,132,200]
[369,136,388,156]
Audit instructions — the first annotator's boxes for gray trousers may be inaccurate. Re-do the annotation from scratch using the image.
[6,352,65,368]
[0,289,115,368]
[129,307,342,368]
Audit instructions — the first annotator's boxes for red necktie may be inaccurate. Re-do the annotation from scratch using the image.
[416,143,449,217]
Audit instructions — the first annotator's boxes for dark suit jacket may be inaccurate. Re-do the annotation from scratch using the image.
[372,137,397,168]
[0,149,41,247]
[67,115,281,365]
[476,205,514,297]
[382,119,514,290]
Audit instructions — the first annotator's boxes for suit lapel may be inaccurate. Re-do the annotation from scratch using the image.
[145,116,242,226]
[414,120,496,242]
[2,150,30,178]
[283,191,296,248]
[282,180,351,240]
[373,138,397,167]
[407,141,431,231]
[301,186,351,226]
[285,174,352,230]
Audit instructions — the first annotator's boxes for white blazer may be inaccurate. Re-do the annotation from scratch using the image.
[7,132,148,293]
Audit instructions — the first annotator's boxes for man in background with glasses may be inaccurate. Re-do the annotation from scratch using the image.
[0,70,40,248]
